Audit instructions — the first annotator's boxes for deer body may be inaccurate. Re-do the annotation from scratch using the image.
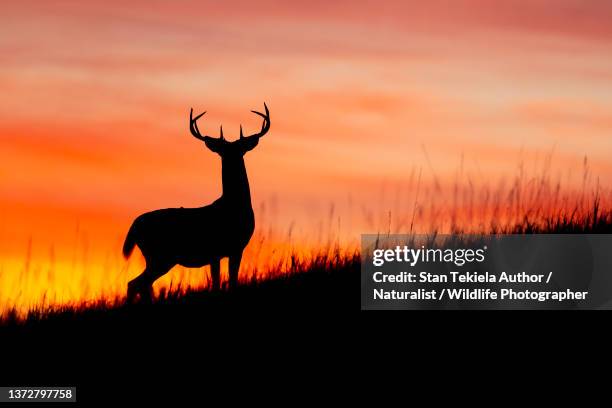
[123,104,270,302]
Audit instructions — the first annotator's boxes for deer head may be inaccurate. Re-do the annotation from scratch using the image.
[189,103,270,157]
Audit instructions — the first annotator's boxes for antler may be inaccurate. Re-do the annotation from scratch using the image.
[191,103,269,141]
[241,102,270,139]
[190,108,225,141]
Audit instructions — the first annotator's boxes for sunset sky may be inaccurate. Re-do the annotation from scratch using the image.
[1,1,612,304]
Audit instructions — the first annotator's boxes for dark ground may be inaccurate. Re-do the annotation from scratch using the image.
[1,209,611,404]
[1,256,365,403]
[0,250,605,405]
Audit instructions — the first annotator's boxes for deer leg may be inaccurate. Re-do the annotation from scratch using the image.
[127,263,170,304]
[127,277,139,303]
[127,268,152,304]
[138,279,154,304]
[228,251,243,290]
[210,259,221,291]
[142,263,174,303]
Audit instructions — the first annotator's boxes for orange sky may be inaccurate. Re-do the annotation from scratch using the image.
[2,1,612,291]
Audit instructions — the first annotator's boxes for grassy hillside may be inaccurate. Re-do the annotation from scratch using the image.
[0,252,360,334]
[1,204,610,333]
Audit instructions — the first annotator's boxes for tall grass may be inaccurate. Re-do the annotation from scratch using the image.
[1,156,611,322]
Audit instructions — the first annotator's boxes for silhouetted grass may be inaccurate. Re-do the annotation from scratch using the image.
[1,154,611,323]
[1,198,610,332]
[500,198,612,234]
[0,250,360,335]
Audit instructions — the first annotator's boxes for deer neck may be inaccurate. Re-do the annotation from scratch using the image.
[220,156,252,210]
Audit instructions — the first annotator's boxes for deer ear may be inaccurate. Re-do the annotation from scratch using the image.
[204,136,225,153]
[240,136,259,153]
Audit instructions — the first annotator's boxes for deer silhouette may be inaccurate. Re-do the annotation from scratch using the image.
[122,103,270,303]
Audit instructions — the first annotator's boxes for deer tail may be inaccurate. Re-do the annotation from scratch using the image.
[122,220,138,258]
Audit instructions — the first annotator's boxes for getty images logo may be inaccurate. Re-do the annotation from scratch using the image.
[372,245,487,267]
